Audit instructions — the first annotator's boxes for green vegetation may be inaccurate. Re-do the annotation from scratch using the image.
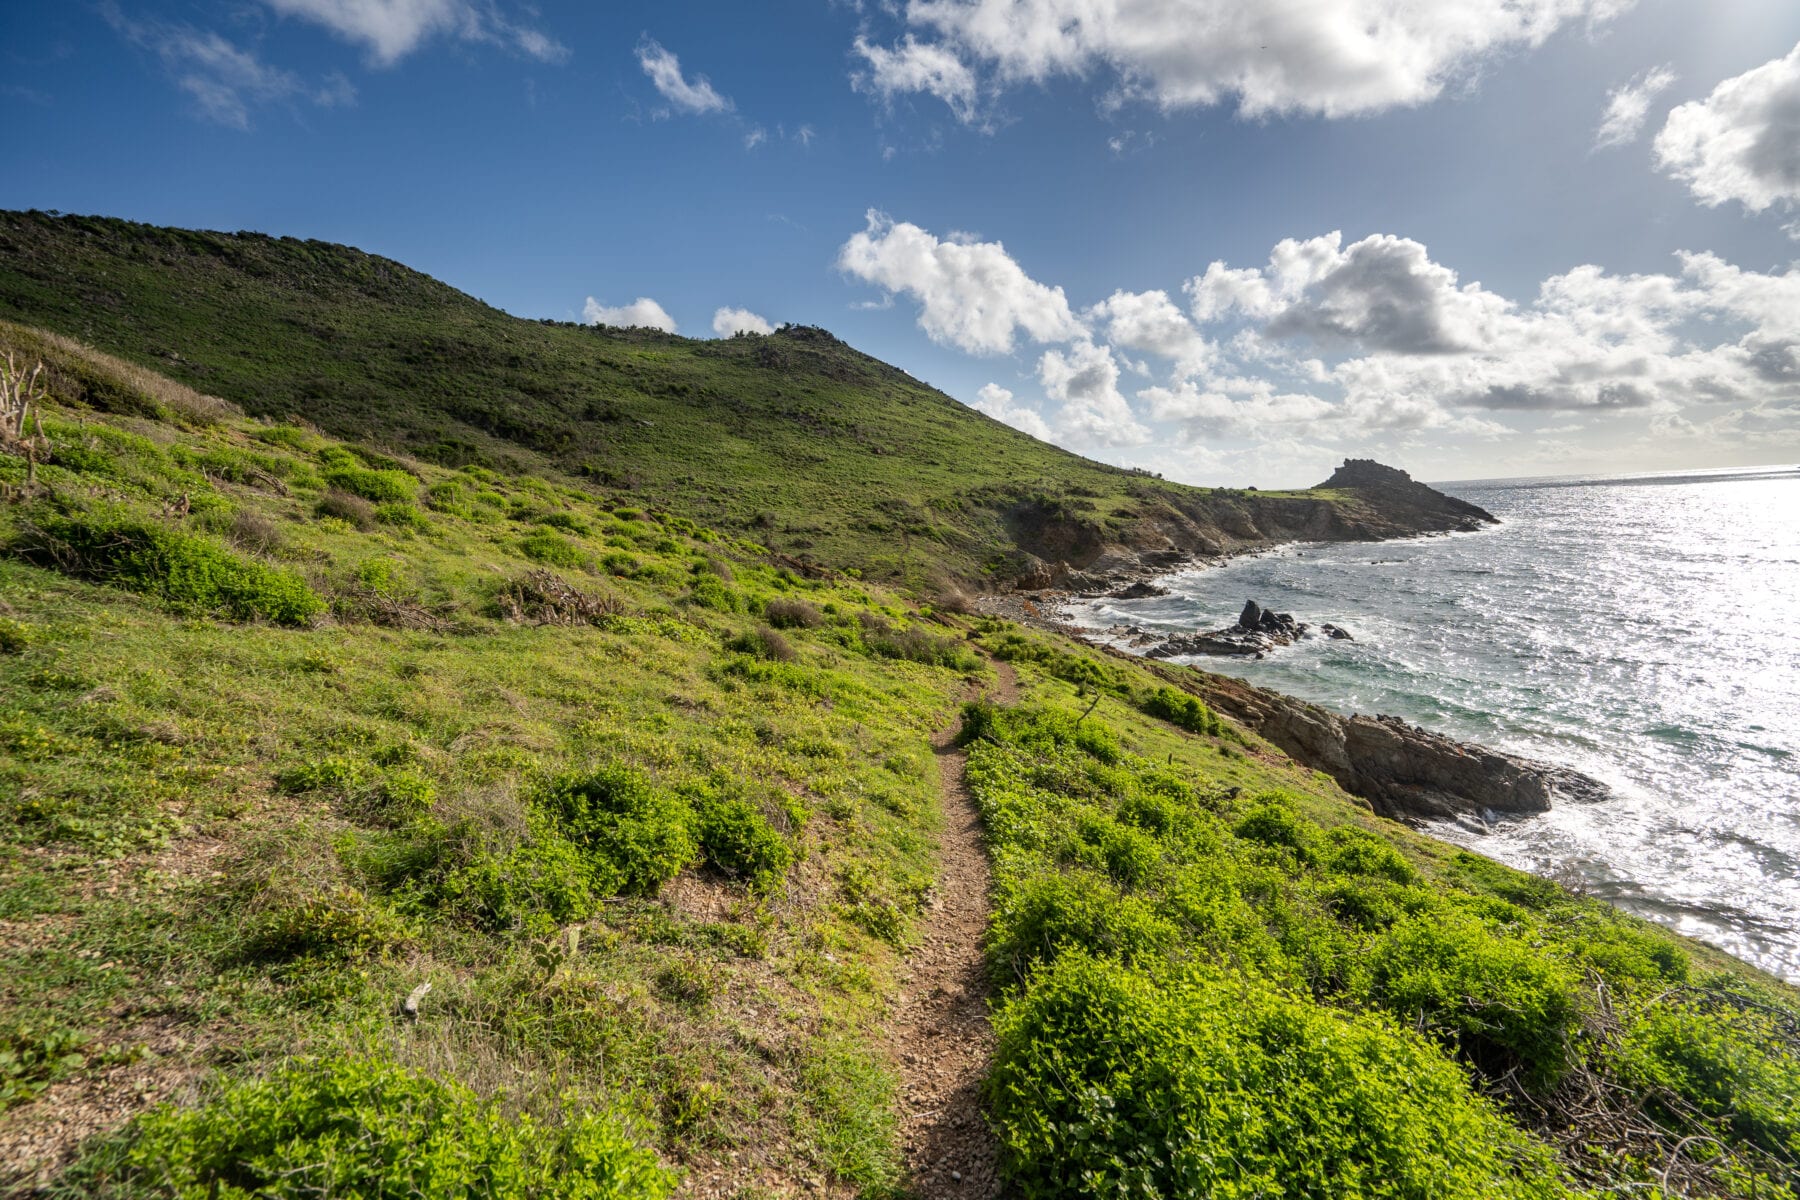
[0,321,983,1192]
[958,631,1800,1198]
[0,211,1389,589]
[0,232,1795,1200]
[54,1056,673,1199]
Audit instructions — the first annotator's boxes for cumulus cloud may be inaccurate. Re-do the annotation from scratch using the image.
[1187,232,1800,430]
[584,296,678,333]
[262,0,565,65]
[1656,42,1800,215]
[1595,64,1677,148]
[1038,341,1149,445]
[712,307,774,336]
[835,210,1085,354]
[105,7,354,128]
[852,35,979,121]
[858,0,1630,122]
[971,382,1053,440]
[1089,289,1215,374]
[637,38,732,115]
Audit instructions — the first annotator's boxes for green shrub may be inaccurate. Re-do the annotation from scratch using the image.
[988,953,1571,1200]
[322,465,417,503]
[0,616,29,654]
[1324,827,1420,884]
[445,836,598,933]
[1367,912,1583,1092]
[1232,801,1314,856]
[1613,993,1800,1162]
[987,873,1178,984]
[2,1026,95,1111]
[14,511,323,625]
[520,529,588,568]
[245,886,413,962]
[1140,686,1223,735]
[694,794,793,892]
[376,502,431,531]
[58,1056,673,1199]
[276,756,366,795]
[687,575,744,612]
[537,765,697,896]
[537,511,591,535]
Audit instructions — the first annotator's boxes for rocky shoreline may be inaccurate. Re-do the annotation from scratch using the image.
[975,467,1612,827]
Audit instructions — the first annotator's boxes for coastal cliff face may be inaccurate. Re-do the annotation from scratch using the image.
[1164,666,1610,823]
[1000,459,1498,592]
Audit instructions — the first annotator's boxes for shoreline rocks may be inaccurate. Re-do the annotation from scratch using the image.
[1168,669,1610,823]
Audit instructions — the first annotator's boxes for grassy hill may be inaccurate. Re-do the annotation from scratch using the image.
[0,232,1794,1200]
[0,211,1477,591]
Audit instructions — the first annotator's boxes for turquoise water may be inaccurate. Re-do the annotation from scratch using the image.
[1069,466,1800,981]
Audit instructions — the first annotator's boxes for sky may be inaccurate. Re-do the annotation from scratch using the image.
[4,1,1800,487]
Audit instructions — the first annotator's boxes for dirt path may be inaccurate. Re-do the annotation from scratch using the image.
[890,658,1019,1198]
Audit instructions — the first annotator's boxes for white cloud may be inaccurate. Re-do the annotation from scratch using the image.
[1089,289,1215,374]
[1141,380,1334,437]
[105,7,354,128]
[262,0,564,66]
[712,307,774,336]
[583,296,678,333]
[1656,42,1800,215]
[1595,64,1677,149]
[971,382,1053,440]
[863,0,1631,122]
[1039,341,1149,445]
[835,210,1085,354]
[744,126,767,150]
[637,38,732,115]
[852,35,980,121]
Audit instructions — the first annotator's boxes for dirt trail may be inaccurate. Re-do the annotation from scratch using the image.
[890,658,1019,1198]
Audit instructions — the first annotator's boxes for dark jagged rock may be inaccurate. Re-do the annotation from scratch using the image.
[1317,459,1498,530]
[1112,580,1170,599]
[1172,669,1610,822]
[1322,624,1355,641]
[1239,599,1262,629]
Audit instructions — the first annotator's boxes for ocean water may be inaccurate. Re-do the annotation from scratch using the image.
[1067,465,1800,982]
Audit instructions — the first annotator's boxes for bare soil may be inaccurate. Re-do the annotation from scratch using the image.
[889,658,1019,1198]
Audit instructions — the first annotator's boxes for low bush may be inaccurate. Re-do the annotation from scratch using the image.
[536,765,697,896]
[694,793,793,892]
[316,489,376,530]
[322,464,417,503]
[764,597,823,629]
[519,529,588,569]
[1139,685,1223,735]
[686,575,744,612]
[725,626,794,662]
[57,1055,673,1199]
[988,953,1571,1200]
[13,510,323,625]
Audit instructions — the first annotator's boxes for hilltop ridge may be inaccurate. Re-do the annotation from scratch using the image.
[0,210,1484,591]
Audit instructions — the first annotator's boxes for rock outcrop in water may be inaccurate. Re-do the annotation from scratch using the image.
[1142,600,1311,659]
[1165,667,1610,822]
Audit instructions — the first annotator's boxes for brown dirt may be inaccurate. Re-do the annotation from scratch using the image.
[889,658,1019,1198]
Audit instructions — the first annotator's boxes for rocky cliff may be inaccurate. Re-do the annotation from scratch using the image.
[1002,459,1497,592]
[1149,664,1608,823]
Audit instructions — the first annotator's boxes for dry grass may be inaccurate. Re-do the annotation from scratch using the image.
[0,320,238,426]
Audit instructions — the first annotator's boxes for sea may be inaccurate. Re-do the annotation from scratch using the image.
[1066,465,1800,983]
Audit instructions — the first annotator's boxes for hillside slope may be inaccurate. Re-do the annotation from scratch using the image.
[0,323,1794,1198]
[0,211,1487,589]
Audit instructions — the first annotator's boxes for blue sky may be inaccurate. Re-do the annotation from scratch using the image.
[5,1,1800,486]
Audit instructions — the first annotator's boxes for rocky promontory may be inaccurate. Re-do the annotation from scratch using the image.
[1165,667,1610,823]
[1001,459,1497,594]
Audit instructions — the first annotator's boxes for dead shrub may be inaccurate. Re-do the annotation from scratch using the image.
[494,569,624,626]
[727,626,795,662]
[228,509,284,555]
[764,598,823,629]
[316,489,376,530]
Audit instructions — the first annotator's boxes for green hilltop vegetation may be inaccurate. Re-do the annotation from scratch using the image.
[0,210,1435,591]
[0,225,1796,1199]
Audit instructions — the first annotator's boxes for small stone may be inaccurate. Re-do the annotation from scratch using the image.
[953,1170,963,1181]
